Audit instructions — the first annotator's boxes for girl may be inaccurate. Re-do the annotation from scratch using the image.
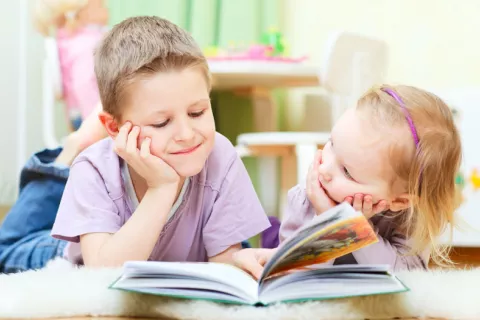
[33,0,108,130]
[234,85,462,279]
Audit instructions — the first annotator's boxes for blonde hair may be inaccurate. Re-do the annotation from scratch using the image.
[357,85,462,266]
[33,0,88,36]
[94,16,211,119]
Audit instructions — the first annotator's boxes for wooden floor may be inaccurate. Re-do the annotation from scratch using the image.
[0,205,9,223]
[441,246,480,268]
[36,317,450,320]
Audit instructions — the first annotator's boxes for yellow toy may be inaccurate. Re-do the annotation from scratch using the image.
[470,168,480,190]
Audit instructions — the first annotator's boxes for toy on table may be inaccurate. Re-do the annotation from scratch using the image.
[453,168,480,209]
[204,27,308,63]
[261,27,286,56]
[469,169,480,191]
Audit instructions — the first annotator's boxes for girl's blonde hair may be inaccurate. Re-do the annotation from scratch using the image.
[33,0,88,36]
[357,85,462,267]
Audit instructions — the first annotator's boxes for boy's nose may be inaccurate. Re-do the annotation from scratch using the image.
[175,122,195,141]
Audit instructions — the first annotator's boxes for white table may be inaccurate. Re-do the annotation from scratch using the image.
[209,60,319,90]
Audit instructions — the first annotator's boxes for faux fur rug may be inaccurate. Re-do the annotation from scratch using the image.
[0,258,478,320]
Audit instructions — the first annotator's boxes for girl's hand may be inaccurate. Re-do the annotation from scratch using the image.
[345,194,388,219]
[114,122,180,189]
[307,150,337,215]
[233,248,277,280]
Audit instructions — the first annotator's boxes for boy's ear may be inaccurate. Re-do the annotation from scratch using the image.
[98,112,119,138]
[390,193,414,212]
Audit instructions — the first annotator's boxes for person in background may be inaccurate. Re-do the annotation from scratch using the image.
[33,0,108,130]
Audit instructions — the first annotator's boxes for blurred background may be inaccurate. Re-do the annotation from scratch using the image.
[2,0,480,265]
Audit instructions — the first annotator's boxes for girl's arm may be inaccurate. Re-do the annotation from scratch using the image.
[80,186,177,267]
[351,232,430,271]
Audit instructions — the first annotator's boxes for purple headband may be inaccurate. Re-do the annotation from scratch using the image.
[381,88,420,148]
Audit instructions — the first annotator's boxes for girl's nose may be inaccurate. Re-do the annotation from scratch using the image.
[318,164,332,182]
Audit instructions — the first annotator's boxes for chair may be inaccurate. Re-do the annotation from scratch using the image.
[237,31,388,219]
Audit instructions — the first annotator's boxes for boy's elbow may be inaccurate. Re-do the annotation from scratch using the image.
[80,233,120,268]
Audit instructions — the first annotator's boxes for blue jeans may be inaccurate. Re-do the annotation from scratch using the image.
[0,148,68,273]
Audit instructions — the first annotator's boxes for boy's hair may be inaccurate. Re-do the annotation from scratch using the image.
[94,16,211,119]
[33,0,88,36]
[357,85,462,267]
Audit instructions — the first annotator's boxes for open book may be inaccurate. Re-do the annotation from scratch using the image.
[110,203,408,305]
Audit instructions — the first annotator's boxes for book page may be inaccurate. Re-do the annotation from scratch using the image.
[261,203,378,281]
[121,261,259,301]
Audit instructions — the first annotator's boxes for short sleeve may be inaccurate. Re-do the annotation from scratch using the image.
[51,160,122,243]
[203,155,271,257]
[279,184,316,243]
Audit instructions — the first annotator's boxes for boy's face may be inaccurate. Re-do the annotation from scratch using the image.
[118,68,215,178]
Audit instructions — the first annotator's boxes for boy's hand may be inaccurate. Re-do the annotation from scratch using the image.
[345,194,389,219]
[307,150,337,215]
[233,248,277,280]
[114,122,179,189]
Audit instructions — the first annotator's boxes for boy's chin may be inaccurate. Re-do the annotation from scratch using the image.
[174,163,205,178]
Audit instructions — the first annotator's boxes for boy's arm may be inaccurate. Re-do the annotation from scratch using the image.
[209,243,242,264]
[203,153,271,265]
[80,186,177,267]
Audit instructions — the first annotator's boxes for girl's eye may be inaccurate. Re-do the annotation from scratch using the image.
[190,110,205,118]
[152,120,169,128]
[343,167,353,180]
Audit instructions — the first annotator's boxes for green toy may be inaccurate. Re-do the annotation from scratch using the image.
[261,27,286,56]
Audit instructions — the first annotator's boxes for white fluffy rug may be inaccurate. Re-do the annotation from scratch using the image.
[0,258,478,320]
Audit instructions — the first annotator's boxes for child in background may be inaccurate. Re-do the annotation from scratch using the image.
[234,85,462,279]
[33,0,108,130]
[51,16,271,268]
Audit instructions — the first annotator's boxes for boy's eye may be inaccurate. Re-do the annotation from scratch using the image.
[152,120,169,128]
[190,110,205,118]
[343,167,353,180]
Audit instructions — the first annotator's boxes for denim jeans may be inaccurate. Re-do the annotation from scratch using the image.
[0,148,68,273]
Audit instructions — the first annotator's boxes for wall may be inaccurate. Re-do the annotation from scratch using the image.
[0,0,26,204]
[284,0,480,89]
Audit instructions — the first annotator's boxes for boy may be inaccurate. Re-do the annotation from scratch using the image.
[52,16,270,267]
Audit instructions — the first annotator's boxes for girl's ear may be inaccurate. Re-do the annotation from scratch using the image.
[98,112,119,138]
[390,193,413,212]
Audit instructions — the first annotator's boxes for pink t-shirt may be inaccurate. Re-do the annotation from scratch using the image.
[56,25,106,120]
[51,133,271,264]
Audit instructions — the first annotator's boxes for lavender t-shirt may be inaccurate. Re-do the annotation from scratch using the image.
[51,132,270,264]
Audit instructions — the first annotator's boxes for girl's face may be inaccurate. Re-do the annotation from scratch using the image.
[318,108,411,209]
